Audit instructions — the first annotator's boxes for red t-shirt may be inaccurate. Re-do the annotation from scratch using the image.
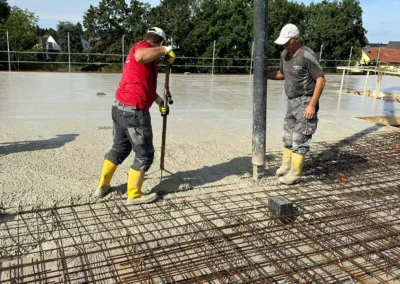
[115,41,158,110]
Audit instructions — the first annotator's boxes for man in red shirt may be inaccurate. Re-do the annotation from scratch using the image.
[95,27,176,204]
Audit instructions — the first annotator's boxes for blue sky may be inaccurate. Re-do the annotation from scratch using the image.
[8,0,400,43]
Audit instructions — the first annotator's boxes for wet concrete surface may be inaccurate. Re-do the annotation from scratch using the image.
[0,72,399,208]
[1,72,399,144]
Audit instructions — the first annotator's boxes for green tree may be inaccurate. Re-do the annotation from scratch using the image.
[125,0,151,45]
[83,0,130,54]
[304,0,367,68]
[0,0,10,23]
[0,0,11,69]
[4,7,38,69]
[181,0,253,73]
[57,21,83,53]
[268,0,307,59]
[79,0,368,74]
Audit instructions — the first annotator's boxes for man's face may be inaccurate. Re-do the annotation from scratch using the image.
[283,37,299,52]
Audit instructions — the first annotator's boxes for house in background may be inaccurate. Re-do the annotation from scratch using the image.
[81,38,90,51]
[386,41,400,49]
[44,35,61,52]
[358,43,400,74]
[367,42,387,48]
[34,35,61,60]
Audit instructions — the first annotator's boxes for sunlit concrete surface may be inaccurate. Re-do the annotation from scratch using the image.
[0,72,399,208]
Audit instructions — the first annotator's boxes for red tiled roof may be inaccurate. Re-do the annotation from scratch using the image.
[363,47,400,63]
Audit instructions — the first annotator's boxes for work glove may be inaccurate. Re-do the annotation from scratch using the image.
[158,100,169,116]
[163,46,176,64]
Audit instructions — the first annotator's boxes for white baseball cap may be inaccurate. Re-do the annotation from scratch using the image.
[274,24,299,45]
[147,27,166,42]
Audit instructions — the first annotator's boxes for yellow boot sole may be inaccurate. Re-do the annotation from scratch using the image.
[126,193,158,205]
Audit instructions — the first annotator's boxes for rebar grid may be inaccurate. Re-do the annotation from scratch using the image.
[1,131,400,283]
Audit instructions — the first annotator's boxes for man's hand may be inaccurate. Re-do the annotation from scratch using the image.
[158,100,169,116]
[163,46,176,64]
[304,105,315,119]
[267,71,285,80]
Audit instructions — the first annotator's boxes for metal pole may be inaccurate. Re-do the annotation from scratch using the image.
[122,35,125,67]
[252,0,267,179]
[211,40,216,75]
[339,69,346,94]
[375,47,380,69]
[6,30,11,71]
[362,71,370,101]
[344,46,353,91]
[68,32,71,73]
[319,44,323,62]
[250,41,254,75]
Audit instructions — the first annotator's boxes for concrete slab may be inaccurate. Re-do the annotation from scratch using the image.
[0,72,400,209]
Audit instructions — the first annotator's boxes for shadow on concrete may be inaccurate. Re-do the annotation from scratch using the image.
[0,134,78,156]
[304,95,399,180]
[304,125,383,180]
[0,211,17,223]
[149,154,276,196]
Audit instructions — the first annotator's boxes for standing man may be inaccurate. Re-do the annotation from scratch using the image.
[268,24,326,185]
[95,27,176,204]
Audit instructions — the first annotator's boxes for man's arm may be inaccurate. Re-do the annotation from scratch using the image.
[135,46,166,64]
[267,71,285,80]
[304,76,326,119]
[155,94,163,105]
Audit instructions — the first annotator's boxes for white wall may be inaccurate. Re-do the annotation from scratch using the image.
[46,36,61,51]
[81,38,90,51]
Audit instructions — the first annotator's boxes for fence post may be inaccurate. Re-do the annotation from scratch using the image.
[344,46,353,91]
[375,47,381,70]
[122,35,125,68]
[6,30,11,71]
[211,40,216,75]
[250,41,254,75]
[319,44,323,62]
[68,32,71,73]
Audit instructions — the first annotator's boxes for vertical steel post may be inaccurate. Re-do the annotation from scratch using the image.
[6,30,11,71]
[122,35,125,68]
[68,32,71,73]
[252,0,268,179]
[344,46,353,91]
[250,41,255,75]
[319,44,323,62]
[212,40,216,75]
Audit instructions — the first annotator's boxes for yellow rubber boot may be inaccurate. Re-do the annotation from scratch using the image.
[278,153,305,185]
[127,169,158,205]
[94,160,117,198]
[276,148,292,176]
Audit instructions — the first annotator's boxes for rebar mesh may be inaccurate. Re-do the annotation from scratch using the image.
[1,131,400,283]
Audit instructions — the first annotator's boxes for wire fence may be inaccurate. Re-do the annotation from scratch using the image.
[0,50,360,74]
[0,31,359,74]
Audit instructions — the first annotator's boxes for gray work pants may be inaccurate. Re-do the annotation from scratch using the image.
[105,102,154,172]
[283,96,319,154]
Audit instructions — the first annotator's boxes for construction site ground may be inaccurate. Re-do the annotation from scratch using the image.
[0,72,399,283]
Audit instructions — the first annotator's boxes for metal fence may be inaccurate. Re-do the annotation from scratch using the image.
[0,49,361,74]
[0,31,359,74]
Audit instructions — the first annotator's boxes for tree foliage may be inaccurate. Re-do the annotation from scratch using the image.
[4,7,38,51]
[0,0,368,72]
[57,21,83,53]
[81,0,367,72]
[0,0,10,24]
[304,0,367,67]
[0,0,10,63]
